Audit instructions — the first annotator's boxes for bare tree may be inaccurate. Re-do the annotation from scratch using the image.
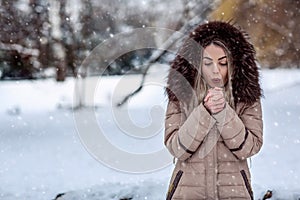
[0,0,50,79]
[28,0,50,69]
[117,0,216,107]
[72,0,216,109]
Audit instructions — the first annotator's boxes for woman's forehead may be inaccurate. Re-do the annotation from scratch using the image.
[203,44,227,58]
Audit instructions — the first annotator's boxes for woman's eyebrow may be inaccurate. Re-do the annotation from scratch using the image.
[203,57,212,60]
[218,56,227,61]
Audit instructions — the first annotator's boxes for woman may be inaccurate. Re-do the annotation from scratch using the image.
[165,21,263,199]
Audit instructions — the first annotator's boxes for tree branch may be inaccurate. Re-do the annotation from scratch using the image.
[117,1,214,107]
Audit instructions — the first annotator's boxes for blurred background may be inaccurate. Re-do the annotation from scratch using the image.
[1,1,300,200]
[0,0,299,81]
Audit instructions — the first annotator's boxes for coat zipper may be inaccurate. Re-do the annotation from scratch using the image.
[166,170,183,200]
[240,170,254,200]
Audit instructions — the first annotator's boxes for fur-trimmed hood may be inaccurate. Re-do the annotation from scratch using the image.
[166,21,262,106]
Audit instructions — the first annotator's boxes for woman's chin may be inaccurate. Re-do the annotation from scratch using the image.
[208,83,224,88]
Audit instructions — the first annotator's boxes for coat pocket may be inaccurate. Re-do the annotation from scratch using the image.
[166,170,183,200]
[240,170,254,200]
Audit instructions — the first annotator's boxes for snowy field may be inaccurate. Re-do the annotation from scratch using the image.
[1,65,300,200]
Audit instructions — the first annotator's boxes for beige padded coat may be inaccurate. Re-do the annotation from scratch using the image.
[165,101,263,199]
[164,21,263,200]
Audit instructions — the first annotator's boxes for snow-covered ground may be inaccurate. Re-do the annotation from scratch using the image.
[1,66,300,200]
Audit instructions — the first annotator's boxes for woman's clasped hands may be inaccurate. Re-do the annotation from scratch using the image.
[203,87,226,114]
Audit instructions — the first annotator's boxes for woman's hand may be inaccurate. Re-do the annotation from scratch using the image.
[204,87,226,114]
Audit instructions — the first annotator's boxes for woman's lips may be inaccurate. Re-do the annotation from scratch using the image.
[212,78,221,84]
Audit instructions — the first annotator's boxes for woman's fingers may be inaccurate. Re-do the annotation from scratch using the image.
[204,87,223,102]
[204,96,225,114]
[204,92,212,102]
[210,94,224,101]
[204,87,226,114]
[210,102,225,113]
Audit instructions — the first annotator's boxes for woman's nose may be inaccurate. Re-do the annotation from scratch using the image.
[212,64,219,74]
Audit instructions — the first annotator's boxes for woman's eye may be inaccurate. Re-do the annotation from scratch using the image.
[220,62,228,66]
[204,62,212,66]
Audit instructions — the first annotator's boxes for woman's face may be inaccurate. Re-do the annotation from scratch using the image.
[201,44,228,88]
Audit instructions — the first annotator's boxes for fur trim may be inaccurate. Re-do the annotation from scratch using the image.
[166,21,262,106]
